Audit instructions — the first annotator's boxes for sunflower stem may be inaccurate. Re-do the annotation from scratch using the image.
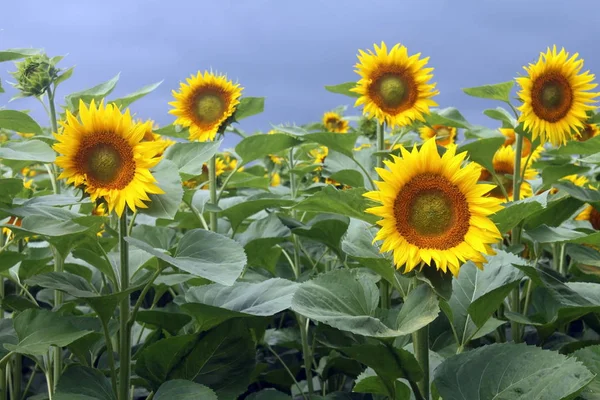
[46,85,61,195]
[100,319,118,399]
[412,323,429,400]
[298,315,314,396]
[376,121,392,308]
[510,132,525,343]
[51,247,63,390]
[208,154,218,232]
[118,212,132,400]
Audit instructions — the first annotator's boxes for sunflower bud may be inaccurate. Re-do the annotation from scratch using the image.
[11,54,59,97]
[357,116,377,139]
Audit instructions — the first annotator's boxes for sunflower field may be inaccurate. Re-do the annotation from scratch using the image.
[1,41,600,400]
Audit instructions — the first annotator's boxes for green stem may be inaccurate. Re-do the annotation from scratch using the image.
[46,85,61,195]
[20,362,37,400]
[118,212,131,400]
[12,355,21,400]
[128,267,164,329]
[412,323,429,400]
[44,368,53,400]
[376,121,391,308]
[52,248,63,389]
[557,243,567,275]
[510,132,525,344]
[101,320,118,398]
[0,368,5,400]
[217,163,242,201]
[208,155,218,232]
[298,315,314,396]
[266,344,308,400]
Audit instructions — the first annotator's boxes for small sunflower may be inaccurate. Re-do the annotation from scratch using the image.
[499,128,543,161]
[322,111,349,133]
[169,71,243,142]
[419,125,456,147]
[364,138,503,276]
[516,46,599,146]
[576,204,600,230]
[53,100,165,217]
[577,123,600,141]
[478,145,537,201]
[352,42,439,128]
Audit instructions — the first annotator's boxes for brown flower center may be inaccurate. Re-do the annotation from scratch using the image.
[369,70,418,114]
[75,134,135,189]
[393,174,470,249]
[531,72,573,122]
[195,92,226,124]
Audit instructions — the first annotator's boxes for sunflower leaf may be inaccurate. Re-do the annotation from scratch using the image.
[0,48,42,63]
[0,110,43,136]
[425,107,471,129]
[236,133,301,164]
[434,343,594,400]
[142,159,184,220]
[54,365,116,400]
[154,380,217,400]
[64,73,120,112]
[110,80,163,109]
[462,81,514,103]
[293,186,379,224]
[234,97,264,121]
[164,140,221,178]
[325,82,361,98]
[457,136,505,172]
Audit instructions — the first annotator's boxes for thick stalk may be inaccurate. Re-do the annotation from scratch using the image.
[412,324,429,400]
[12,355,21,400]
[510,132,525,343]
[376,121,391,308]
[46,85,61,195]
[118,213,131,400]
[208,155,218,232]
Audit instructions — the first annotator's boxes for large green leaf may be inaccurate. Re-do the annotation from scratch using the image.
[483,107,517,128]
[0,139,54,162]
[164,141,221,178]
[127,228,246,285]
[303,132,359,158]
[445,252,525,347]
[434,343,594,400]
[292,214,349,257]
[221,194,295,231]
[154,380,217,400]
[234,97,265,121]
[136,320,255,398]
[65,73,120,111]
[142,159,184,220]
[135,310,191,336]
[324,82,360,98]
[235,133,301,164]
[573,345,600,400]
[0,110,43,135]
[491,192,549,233]
[353,368,411,399]
[0,48,42,63]
[5,309,92,356]
[55,365,116,400]
[293,187,378,224]
[457,136,505,172]
[237,214,290,270]
[110,80,163,109]
[341,342,423,382]
[4,206,94,237]
[553,181,600,202]
[462,81,514,103]
[291,270,438,337]
[181,278,298,331]
[424,107,471,129]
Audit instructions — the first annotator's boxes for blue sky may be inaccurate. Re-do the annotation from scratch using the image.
[2,0,599,147]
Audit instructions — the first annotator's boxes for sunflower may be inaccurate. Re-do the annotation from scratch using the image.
[499,128,543,161]
[270,172,281,187]
[576,205,600,230]
[91,202,108,237]
[351,42,439,128]
[169,71,243,142]
[419,125,456,147]
[53,100,165,217]
[141,120,175,157]
[577,123,600,141]
[478,145,537,201]
[322,112,349,133]
[516,46,599,146]
[364,138,502,276]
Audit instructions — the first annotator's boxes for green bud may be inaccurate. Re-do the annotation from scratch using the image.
[357,116,377,139]
[10,54,59,97]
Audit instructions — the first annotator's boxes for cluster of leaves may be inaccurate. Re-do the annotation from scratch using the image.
[0,48,600,400]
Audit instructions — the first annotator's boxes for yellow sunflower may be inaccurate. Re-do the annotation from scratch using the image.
[478,145,537,201]
[516,46,599,146]
[322,111,349,133]
[576,205,600,230]
[577,123,600,141]
[53,100,165,217]
[92,202,108,237]
[351,42,439,128]
[141,120,175,157]
[419,125,456,147]
[364,138,502,276]
[169,71,243,142]
[270,172,281,187]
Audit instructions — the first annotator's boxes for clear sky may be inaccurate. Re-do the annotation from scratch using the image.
[1,0,599,147]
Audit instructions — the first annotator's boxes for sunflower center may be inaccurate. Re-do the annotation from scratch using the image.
[75,134,136,190]
[531,72,573,122]
[590,207,600,230]
[87,145,122,184]
[579,125,595,141]
[436,127,451,139]
[394,174,470,249]
[195,92,226,123]
[377,74,408,107]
